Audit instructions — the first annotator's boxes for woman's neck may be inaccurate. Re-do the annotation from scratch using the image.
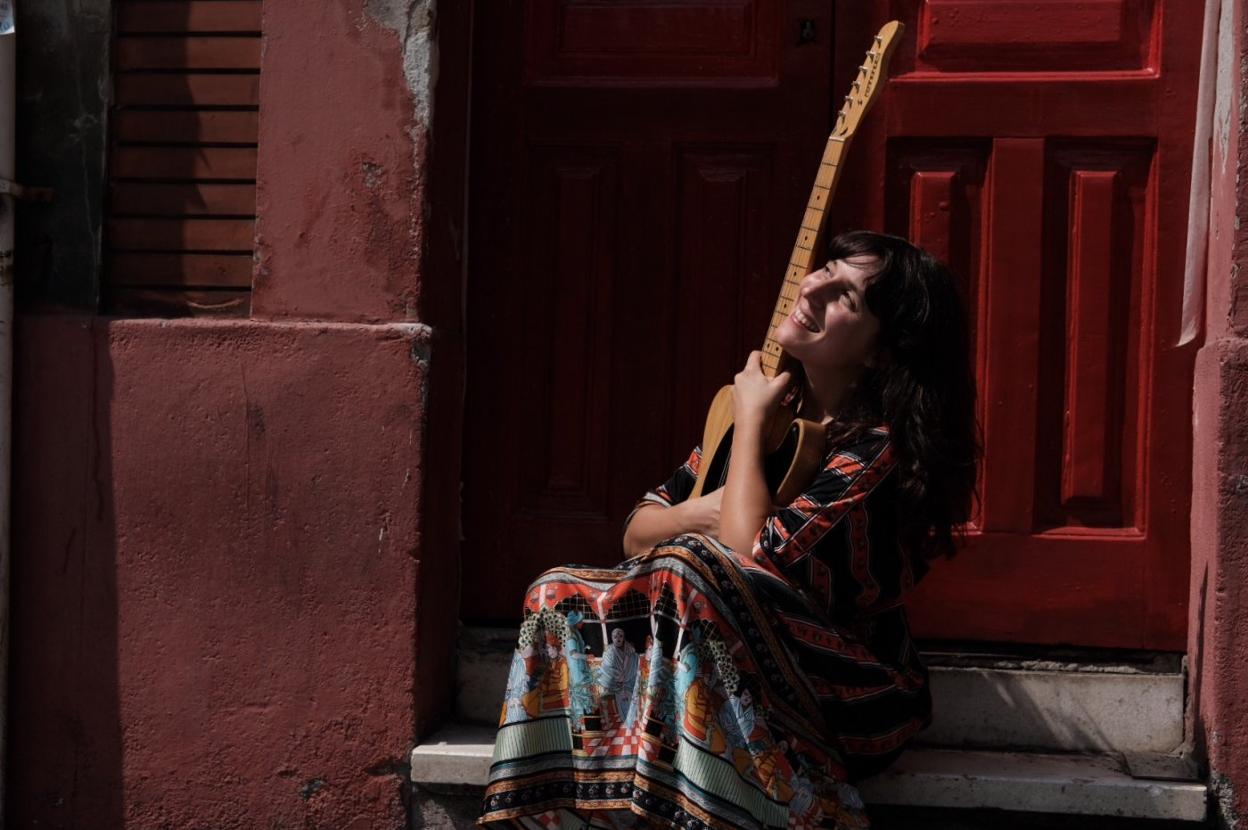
[798,367,864,425]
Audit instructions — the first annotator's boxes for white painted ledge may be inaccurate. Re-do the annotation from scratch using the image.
[409,723,497,787]
[410,724,1207,823]
[859,747,1206,822]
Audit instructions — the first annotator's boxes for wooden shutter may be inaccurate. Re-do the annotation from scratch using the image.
[106,0,261,315]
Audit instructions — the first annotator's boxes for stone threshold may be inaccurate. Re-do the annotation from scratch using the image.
[410,723,1207,824]
[457,627,1187,755]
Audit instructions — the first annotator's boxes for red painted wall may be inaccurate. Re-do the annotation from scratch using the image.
[10,319,428,828]
[1187,0,1248,822]
[7,0,458,827]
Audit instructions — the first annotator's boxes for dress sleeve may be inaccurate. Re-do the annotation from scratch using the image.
[622,445,703,531]
[752,433,896,570]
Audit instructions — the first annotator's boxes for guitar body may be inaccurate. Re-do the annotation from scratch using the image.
[686,22,902,509]
[690,385,827,507]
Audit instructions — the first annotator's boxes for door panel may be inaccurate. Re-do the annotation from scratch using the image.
[910,0,1156,73]
[525,1,782,84]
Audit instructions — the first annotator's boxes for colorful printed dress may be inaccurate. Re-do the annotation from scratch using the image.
[479,424,933,830]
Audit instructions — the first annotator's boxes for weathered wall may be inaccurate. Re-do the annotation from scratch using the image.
[1187,0,1248,825]
[10,318,428,828]
[7,0,456,827]
[253,0,435,322]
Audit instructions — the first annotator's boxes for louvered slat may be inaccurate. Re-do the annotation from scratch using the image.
[115,74,260,107]
[117,1,263,34]
[108,219,255,251]
[115,36,261,71]
[111,147,258,180]
[114,111,259,144]
[110,182,257,216]
[107,288,251,317]
[107,253,254,288]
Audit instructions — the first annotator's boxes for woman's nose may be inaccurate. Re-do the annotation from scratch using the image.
[800,268,831,296]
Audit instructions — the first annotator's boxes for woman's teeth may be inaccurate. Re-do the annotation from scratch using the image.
[793,308,819,332]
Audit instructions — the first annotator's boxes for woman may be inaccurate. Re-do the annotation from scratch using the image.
[479,230,981,830]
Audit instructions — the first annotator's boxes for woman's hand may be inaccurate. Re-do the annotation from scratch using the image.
[685,489,723,537]
[732,351,792,431]
[622,490,724,558]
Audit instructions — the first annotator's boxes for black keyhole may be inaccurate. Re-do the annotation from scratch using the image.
[797,19,817,45]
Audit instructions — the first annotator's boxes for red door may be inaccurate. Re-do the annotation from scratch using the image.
[463,0,1203,652]
[462,1,834,621]
[837,0,1202,649]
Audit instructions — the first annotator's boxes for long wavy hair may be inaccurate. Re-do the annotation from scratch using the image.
[814,230,982,560]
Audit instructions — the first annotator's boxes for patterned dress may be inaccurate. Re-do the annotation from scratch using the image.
[479,424,933,830]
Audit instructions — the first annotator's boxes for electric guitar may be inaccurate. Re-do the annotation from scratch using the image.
[690,20,904,506]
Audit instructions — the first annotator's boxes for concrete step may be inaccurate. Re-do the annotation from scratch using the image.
[457,626,1186,755]
[409,723,1207,825]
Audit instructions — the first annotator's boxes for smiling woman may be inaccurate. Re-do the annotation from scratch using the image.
[478,230,982,830]
[779,254,882,374]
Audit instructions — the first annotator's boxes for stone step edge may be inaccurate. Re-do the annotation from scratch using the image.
[410,724,1207,824]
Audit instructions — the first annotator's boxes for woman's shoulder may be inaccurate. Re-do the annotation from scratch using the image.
[822,421,894,469]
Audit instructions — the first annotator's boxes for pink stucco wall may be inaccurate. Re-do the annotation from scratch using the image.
[8,0,457,826]
[10,319,429,828]
[1187,0,1248,822]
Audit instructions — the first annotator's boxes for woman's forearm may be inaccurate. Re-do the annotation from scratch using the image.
[623,500,711,558]
[719,420,772,553]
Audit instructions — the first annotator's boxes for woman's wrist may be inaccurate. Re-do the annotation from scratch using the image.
[733,412,767,436]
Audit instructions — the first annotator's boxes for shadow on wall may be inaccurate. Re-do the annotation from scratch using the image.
[14,0,110,309]
[9,318,123,828]
[9,0,198,823]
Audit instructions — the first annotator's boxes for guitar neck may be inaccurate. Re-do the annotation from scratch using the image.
[757,21,903,380]
[760,134,852,378]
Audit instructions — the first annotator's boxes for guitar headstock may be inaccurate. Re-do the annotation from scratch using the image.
[833,20,904,139]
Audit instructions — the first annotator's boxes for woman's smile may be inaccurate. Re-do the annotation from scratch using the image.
[791,304,821,332]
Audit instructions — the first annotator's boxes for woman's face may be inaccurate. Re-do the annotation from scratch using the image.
[775,255,883,374]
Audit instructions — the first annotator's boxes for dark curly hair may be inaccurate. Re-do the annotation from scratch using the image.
[816,230,983,560]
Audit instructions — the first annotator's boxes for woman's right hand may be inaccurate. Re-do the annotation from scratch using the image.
[684,489,723,537]
[622,489,725,558]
